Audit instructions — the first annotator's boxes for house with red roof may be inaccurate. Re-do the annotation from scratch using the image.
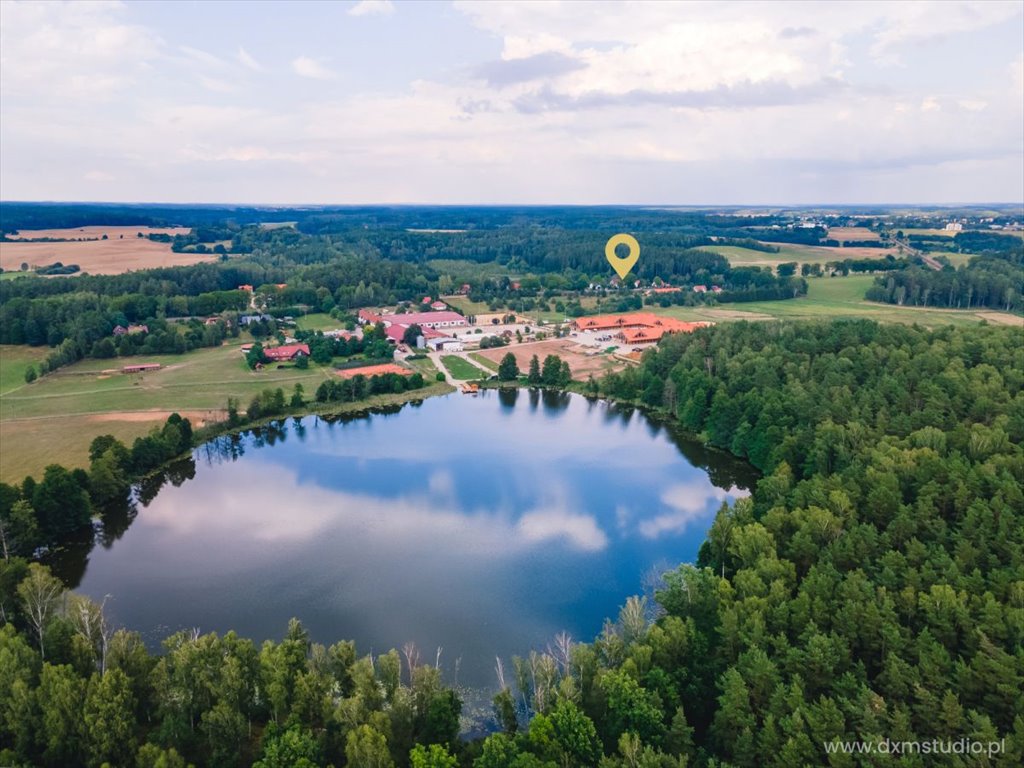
[262,343,310,362]
[358,309,383,325]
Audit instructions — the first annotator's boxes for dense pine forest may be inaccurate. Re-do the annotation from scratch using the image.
[2,319,1021,767]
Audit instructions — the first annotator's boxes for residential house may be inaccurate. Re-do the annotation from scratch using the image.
[239,313,272,326]
[262,343,310,362]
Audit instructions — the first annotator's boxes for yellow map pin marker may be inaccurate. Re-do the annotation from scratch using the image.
[605,233,640,279]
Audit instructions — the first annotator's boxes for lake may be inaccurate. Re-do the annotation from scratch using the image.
[53,390,756,694]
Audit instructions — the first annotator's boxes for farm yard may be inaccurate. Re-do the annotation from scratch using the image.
[0,225,216,275]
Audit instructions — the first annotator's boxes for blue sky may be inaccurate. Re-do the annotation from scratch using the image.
[1,0,1022,204]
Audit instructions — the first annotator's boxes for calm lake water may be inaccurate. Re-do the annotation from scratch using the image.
[54,390,756,691]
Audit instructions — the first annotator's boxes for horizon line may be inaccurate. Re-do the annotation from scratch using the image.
[3,199,1023,209]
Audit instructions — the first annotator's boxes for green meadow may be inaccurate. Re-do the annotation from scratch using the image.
[440,355,487,380]
[649,276,1021,327]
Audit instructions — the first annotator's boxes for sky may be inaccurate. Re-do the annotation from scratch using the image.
[1,0,1022,205]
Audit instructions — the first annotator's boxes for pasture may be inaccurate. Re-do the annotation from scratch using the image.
[0,341,334,481]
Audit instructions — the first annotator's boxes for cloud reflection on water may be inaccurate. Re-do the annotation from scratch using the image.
[73,393,758,688]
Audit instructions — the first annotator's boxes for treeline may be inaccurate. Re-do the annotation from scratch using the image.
[822,239,882,247]
[954,231,1024,261]
[739,226,826,245]
[34,262,80,276]
[640,272,808,308]
[826,254,910,274]
[0,252,439,350]
[294,326,393,365]
[865,258,1022,311]
[588,320,1022,765]
[17,318,232,380]
[0,599,465,768]
[0,288,246,347]
[0,415,193,557]
[715,277,807,303]
[314,371,427,404]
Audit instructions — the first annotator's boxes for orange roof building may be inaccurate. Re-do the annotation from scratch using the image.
[572,312,712,344]
[263,343,310,361]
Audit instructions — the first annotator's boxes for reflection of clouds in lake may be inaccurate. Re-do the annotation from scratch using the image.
[427,469,456,500]
[75,392,760,689]
[517,507,608,552]
[638,482,749,539]
[615,504,632,534]
[143,460,607,556]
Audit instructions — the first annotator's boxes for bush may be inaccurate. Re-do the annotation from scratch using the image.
[435,372,446,382]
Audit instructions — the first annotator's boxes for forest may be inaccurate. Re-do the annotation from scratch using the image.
[1,318,1021,767]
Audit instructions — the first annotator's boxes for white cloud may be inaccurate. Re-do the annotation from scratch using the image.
[517,508,608,552]
[291,55,336,80]
[237,46,262,71]
[638,483,745,539]
[348,0,395,17]
[0,0,162,101]
[1,0,1021,203]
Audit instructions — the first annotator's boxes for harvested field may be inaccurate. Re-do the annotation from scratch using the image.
[0,225,216,275]
[85,409,226,425]
[766,242,899,261]
[335,363,412,379]
[971,312,1023,327]
[5,225,190,240]
[475,338,628,379]
[826,226,880,242]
